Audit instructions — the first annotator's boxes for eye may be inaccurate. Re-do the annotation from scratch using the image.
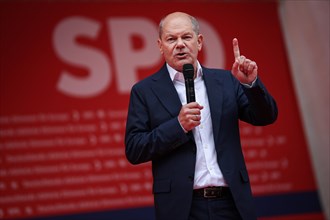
[183,35,192,40]
[166,37,175,43]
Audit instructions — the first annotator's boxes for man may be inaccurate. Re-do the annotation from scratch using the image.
[125,12,277,220]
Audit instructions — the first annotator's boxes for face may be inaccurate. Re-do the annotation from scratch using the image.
[158,13,203,73]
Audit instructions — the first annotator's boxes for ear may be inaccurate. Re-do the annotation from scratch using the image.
[157,38,163,54]
[197,34,203,51]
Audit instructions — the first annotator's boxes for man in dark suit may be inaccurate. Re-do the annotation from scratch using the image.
[125,12,277,220]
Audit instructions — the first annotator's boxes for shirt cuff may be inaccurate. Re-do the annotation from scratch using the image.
[177,117,188,133]
[241,76,258,88]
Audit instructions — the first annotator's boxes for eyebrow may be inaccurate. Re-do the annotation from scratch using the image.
[164,31,194,37]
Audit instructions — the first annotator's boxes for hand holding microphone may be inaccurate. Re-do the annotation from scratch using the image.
[178,64,203,132]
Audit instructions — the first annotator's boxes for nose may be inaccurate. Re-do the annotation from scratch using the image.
[176,38,185,48]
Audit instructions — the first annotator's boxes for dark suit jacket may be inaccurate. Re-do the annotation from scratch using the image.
[125,64,278,220]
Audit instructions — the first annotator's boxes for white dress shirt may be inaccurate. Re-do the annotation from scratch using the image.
[167,62,228,189]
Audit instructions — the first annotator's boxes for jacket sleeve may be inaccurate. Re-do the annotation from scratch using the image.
[235,76,278,126]
[124,84,190,165]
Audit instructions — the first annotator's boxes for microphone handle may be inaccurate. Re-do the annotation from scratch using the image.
[185,78,195,103]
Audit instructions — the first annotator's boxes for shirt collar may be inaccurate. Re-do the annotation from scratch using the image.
[167,61,203,83]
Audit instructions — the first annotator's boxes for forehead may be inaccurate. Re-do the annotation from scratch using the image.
[162,16,194,35]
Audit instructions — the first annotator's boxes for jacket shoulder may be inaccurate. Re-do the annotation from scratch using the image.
[132,64,168,90]
[202,66,237,83]
[202,66,232,76]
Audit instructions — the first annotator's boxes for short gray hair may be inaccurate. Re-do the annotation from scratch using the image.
[158,13,200,38]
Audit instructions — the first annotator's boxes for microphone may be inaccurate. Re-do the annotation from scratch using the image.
[183,63,195,103]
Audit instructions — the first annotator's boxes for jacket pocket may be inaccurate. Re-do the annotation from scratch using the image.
[153,179,171,194]
[240,169,249,183]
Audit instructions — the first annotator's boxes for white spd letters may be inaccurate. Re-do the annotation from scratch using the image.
[53,16,225,98]
[53,16,111,98]
[107,18,160,94]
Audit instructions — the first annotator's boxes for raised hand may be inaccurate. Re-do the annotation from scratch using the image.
[231,38,258,85]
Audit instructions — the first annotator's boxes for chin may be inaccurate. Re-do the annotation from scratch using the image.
[170,60,191,72]
[178,61,191,69]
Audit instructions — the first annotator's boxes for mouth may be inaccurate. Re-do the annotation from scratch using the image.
[175,52,188,59]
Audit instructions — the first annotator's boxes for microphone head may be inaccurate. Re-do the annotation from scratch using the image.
[183,63,194,79]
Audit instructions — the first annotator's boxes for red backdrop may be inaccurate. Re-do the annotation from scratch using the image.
[0,1,324,219]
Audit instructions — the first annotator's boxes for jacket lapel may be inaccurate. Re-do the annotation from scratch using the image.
[203,67,224,144]
[149,65,224,142]
[150,64,182,117]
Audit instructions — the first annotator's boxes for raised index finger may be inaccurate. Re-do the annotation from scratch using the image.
[232,38,240,60]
